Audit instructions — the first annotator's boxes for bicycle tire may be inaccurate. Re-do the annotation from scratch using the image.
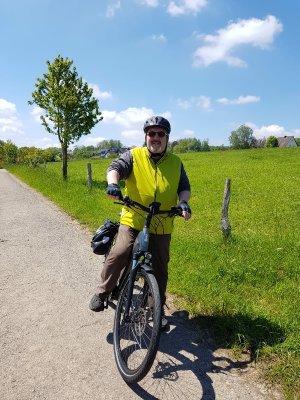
[113,268,162,383]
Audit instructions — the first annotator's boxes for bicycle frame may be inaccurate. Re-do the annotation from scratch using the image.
[122,201,161,322]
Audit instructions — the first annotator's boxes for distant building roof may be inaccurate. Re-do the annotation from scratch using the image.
[277,136,297,147]
[98,147,130,158]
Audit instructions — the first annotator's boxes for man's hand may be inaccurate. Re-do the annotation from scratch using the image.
[106,183,122,199]
[178,200,192,221]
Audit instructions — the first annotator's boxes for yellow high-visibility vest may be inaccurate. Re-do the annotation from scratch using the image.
[120,147,181,234]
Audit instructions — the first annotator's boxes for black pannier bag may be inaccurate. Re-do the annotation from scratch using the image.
[91,220,119,255]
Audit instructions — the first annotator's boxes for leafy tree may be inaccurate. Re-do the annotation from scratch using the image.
[0,140,5,167]
[253,137,266,148]
[168,141,178,153]
[229,125,255,149]
[72,145,98,159]
[29,55,102,180]
[266,136,279,148]
[42,147,61,162]
[2,140,18,163]
[18,147,41,165]
[173,138,202,153]
[202,139,210,152]
[18,146,50,166]
[295,137,300,146]
[97,139,123,150]
[190,139,202,152]
[210,145,229,151]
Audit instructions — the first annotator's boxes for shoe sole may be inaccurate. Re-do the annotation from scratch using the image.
[89,306,104,312]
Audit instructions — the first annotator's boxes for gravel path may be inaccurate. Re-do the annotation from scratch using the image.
[0,169,283,400]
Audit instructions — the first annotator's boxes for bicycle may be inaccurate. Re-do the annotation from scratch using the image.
[103,195,182,384]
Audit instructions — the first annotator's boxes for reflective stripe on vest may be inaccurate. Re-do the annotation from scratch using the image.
[120,147,181,234]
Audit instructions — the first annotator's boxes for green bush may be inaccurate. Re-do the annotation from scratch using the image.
[266,136,279,148]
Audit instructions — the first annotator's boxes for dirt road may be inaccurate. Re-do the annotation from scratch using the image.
[0,169,283,400]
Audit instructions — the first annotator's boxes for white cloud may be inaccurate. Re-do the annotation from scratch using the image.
[106,1,121,17]
[246,123,292,139]
[0,99,24,140]
[100,107,172,146]
[195,96,212,111]
[138,0,207,15]
[177,98,191,109]
[193,15,283,67]
[151,33,167,42]
[192,30,202,40]
[80,136,106,146]
[171,129,195,142]
[120,129,142,146]
[138,0,159,6]
[30,106,54,129]
[102,107,155,128]
[32,137,60,149]
[292,129,300,136]
[101,110,118,122]
[30,106,44,122]
[167,0,207,16]
[121,129,141,138]
[183,129,194,136]
[217,95,260,105]
[89,83,112,100]
[0,118,23,134]
[177,96,212,111]
[0,98,16,114]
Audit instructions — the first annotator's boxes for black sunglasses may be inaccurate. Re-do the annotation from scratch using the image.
[146,131,167,138]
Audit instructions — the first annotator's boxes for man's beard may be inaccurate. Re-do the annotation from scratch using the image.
[147,140,168,157]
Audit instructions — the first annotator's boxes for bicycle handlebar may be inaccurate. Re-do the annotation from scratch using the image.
[114,195,183,217]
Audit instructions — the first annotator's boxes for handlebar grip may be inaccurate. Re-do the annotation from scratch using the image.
[169,206,183,217]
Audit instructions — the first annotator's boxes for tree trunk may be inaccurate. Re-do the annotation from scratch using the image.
[62,146,68,180]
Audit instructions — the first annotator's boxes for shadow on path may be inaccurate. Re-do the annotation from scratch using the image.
[118,311,286,399]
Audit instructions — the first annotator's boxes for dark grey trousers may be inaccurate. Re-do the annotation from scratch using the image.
[97,224,171,304]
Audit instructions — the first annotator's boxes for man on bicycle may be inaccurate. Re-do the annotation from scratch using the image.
[90,116,191,328]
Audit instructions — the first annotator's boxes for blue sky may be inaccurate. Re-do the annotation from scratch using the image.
[1,0,300,149]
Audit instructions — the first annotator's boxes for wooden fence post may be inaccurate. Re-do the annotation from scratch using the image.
[87,163,92,189]
[43,160,47,173]
[221,178,231,239]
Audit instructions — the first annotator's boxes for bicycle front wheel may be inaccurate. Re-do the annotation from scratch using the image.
[113,268,162,383]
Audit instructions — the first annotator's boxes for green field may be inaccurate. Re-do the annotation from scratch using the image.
[6,147,300,399]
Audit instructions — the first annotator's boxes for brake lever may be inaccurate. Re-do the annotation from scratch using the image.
[113,195,133,207]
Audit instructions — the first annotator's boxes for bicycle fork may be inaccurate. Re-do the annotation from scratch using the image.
[123,255,141,322]
[123,226,151,322]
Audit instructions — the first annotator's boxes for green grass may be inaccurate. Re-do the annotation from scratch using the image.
[6,147,300,399]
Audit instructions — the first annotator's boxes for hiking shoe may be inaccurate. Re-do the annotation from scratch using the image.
[89,294,105,312]
[161,308,169,331]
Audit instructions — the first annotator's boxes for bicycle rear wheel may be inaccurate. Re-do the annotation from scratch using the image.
[113,268,161,383]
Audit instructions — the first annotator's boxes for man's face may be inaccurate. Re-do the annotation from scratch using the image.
[145,128,168,154]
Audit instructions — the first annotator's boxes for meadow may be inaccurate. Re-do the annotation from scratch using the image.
[6,147,300,399]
